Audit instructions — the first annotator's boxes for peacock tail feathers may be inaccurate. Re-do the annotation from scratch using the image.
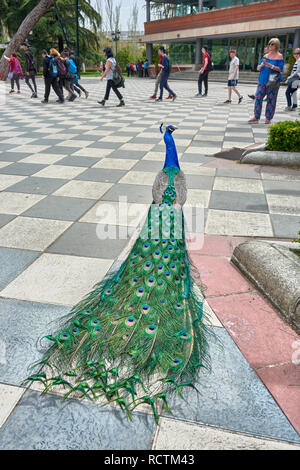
[24,130,217,423]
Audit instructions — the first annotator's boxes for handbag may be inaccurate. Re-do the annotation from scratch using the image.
[8,71,13,80]
[267,72,280,89]
[288,75,300,89]
[113,63,125,88]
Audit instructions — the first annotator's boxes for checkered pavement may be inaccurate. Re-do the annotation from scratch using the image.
[0,78,299,450]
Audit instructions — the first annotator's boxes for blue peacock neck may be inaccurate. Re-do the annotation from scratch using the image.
[163,130,180,184]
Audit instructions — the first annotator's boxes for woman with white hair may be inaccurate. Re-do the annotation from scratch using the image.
[248,38,284,124]
[285,48,300,111]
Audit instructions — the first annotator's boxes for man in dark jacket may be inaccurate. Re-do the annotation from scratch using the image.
[22,41,38,98]
[41,50,64,104]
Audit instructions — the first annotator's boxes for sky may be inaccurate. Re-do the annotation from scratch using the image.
[92,0,146,32]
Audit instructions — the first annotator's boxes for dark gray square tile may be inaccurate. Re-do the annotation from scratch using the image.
[163,327,300,444]
[263,180,300,197]
[216,168,261,179]
[0,391,155,449]
[181,154,214,163]
[0,247,39,290]
[0,153,30,162]
[0,214,16,228]
[210,190,268,213]
[0,144,18,152]
[75,168,126,183]
[190,140,220,147]
[186,175,214,190]
[0,299,70,385]
[5,177,68,195]
[47,222,133,259]
[224,136,254,143]
[270,214,300,239]
[54,156,101,167]
[87,142,122,149]
[132,160,163,172]
[0,163,46,176]
[22,196,96,221]
[108,150,147,160]
[36,146,70,155]
[101,184,152,204]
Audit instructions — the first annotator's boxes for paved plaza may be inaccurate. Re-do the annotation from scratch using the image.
[0,78,299,449]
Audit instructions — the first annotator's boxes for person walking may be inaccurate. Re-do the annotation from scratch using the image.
[22,41,38,98]
[60,52,77,102]
[144,59,150,78]
[68,49,89,99]
[196,46,210,97]
[285,48,300,111]
[248,38,284,124]
[224,50,243,104]
[150,55,163,99]
[156,46,176,102]
[3,53,23,94]
[98,47,125,107]
[41,49,64,104]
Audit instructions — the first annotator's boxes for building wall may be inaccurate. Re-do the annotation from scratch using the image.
[143,0,300,41]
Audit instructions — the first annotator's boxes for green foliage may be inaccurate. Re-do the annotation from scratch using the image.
[3,0,102,67]
[266,120,300,152]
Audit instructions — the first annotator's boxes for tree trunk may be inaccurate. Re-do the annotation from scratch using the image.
[0,0,56,80]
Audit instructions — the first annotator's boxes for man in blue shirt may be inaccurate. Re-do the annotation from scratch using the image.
[156,46,177,102]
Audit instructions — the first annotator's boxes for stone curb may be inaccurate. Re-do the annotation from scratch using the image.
[240,150,300,168]
[231,240,300,332]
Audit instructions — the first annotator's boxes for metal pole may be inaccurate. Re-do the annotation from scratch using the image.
[76,0,79,57]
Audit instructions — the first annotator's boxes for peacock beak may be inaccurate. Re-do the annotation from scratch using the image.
[168,126,178,134]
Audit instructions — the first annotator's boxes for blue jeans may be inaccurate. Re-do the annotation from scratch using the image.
[159,73,175,99]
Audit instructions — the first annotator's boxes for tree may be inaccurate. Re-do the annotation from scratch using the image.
[0,0,56,79]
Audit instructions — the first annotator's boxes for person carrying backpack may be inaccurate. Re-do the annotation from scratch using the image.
[64,48,89,99]
[41,49,64,104]
[60,52,77,101]
[98,47,125,107]
[156,46,176,102]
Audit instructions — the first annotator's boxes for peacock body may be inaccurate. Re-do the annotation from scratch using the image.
[26,124,213,422]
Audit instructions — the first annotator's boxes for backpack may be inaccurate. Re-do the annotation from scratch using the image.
[57,59,66,77]
[68,58,77,74]
[49,58,58,78]
[207,57,214,72]
[113,63,125,88]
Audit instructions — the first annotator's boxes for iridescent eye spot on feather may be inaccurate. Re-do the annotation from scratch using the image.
[171,359,181,367]
[131,252,138,258]
[72,328,79,335]
[170,263,176,271]
[180,271,186,279]
[141,304,150,314]
[123,333,130,340]
[131,277,139,286]
[125,317,135,327]
[131,260,137,266]
[104,289,112,296]
[154,250,161,259]
[147,277,156,287]
[111,315,120,324]
[165,271,171,278]
[175,303,184,312]
[58,332,70,341]
[157,264,164,272]
[145,325,156,335]
[157,279,165,289]
[180,332,191,341]
[161,240,167,246]
[136,287,145,297]
[79,309,92,316]
[163,254,169,261]
[143,261,153,272]
[160,298,166,304]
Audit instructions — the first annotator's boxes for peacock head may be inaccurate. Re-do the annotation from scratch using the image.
[160,123,180,170]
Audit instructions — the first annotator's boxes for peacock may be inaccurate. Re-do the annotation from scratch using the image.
[25,124,213,422]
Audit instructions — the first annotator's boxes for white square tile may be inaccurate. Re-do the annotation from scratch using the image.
[266,194,300,216]
[19,153,67,164]
[80,200,148,227]
[72,147,114,158]
[0,384,25,428]
[1,253,113,305]
[0,175,26,191]
[53,180,113,199]
[33,165,85,180]
[0,192,45,215]
[186,189,211,208]
[119,143,155,151]
[56,140,95,148]
[205,209,273,237]
[0,216,71,251]
[118,171,156,186]
[8,145,50,153]
[92,158,138,170]
[213,177,264,193]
